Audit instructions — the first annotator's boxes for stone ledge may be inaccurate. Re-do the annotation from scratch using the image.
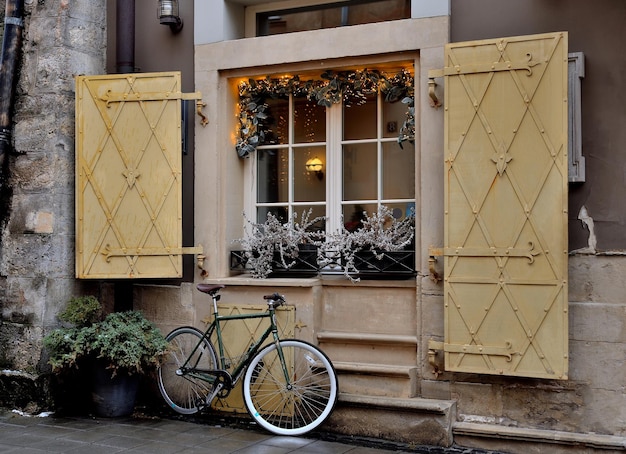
[338,393,454,414]
[454,421,626,451]
[318,330,418,346]
[325,394,456,447]
[0,370,48,412]
[333,362,417,377]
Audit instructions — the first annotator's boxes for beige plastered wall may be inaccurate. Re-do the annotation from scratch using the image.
[176,13,445,366]
[135,18,448,437]
[134,14,626,449]
[186,15,446,394]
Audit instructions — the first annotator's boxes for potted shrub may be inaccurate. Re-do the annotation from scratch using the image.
[43,296,169,417]
[232,209,325,278]
[320,205,416,281]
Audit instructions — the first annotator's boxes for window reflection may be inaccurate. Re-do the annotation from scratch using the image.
[257,148,288,204]
[343,94,376,140]
[257,0,411,36]
[294,98,326,143]
[343,143,377,201]
[383,141,414,199]
[295,147,326,202]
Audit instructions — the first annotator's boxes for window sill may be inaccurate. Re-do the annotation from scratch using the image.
[204,274,416,288]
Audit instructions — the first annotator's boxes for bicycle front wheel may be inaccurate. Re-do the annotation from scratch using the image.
[158,326,217,415]
[243,339,338,436]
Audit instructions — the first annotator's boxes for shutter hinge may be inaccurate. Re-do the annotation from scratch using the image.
[99,90,208,126]
[428,246,443,283]
[427,69,443,108]
[102,244,204,261]
[427,339,444,378]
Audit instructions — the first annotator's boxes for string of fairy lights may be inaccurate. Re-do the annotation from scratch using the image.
[235,68,415,158]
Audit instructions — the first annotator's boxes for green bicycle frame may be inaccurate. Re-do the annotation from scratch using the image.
[181,303,291,388]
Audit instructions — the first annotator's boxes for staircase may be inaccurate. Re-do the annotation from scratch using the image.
[317,329,455,447]
[314,282,456,446]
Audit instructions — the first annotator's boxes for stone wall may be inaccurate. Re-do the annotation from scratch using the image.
[420,253,626,450]
[0,0,106,403]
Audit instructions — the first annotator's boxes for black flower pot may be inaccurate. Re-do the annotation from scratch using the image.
[230,245,320,278]
[91,361,139,417]
[350,250,416,279]
[269,244,319,277]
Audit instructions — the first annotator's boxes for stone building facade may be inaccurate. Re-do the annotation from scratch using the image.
[0,0,106,406]
[1,1,626,453]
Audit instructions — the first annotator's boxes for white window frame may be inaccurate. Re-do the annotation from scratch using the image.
[253,95,329,222]
[331,93,415,233]
[248,90,416,234]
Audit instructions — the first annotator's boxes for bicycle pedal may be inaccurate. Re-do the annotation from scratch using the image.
[195,399,209,411]
[205,382,224,405]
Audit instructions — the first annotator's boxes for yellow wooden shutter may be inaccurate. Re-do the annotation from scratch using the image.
[75,72,203,279]
[441,32,568,379]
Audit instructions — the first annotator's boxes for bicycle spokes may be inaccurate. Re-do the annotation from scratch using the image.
[243,340,338,435]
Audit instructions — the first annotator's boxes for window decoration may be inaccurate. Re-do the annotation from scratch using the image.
[236,69,414,158]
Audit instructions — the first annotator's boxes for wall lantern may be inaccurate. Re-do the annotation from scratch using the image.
[305,157,324,180]
[158,0,183,33]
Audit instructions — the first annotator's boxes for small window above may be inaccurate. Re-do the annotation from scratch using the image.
[255,0,410,36]
[568,52,585,183]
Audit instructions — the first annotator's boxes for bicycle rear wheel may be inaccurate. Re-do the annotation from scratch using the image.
[243,339,338,436]
[158,326,217,414]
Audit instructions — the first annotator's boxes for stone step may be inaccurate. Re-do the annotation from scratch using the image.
[325,393,456,447]
[318,330,419,399]
[332,361,418,398]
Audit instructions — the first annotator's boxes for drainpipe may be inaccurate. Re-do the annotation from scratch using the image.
[0,0,24,192]
[116,0,135,74]
[114,0,135,312]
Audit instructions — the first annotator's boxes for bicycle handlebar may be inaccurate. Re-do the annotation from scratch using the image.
[263,293,286,306]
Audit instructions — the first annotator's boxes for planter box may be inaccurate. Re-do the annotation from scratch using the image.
[230,250,249,271]
[230,246,320,278]
[350,250,416,279]
[230,249,416,279]
[269,245,319,277]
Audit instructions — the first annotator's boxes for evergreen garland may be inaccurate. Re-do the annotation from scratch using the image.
[236,69,414,158]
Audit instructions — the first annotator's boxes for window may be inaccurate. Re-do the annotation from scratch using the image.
[250,66,415,236]
[338,92,415,232]
[568,52,585,183]
[250,0,411,37]
[256,96,328,226]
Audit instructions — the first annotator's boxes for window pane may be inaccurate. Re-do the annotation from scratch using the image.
[343,94,376,140]
[342,203,376,232]
[258,206,289,223]
[265,98,289,145]
[384,202,415,220]
[294,98,326,143]
[343,143,377,200]
[257,148,288,203]
[382,99,408,139]
[382,141,414,199]
[257,0,411,36]
[295,206,326,233]
[295,146,326,202]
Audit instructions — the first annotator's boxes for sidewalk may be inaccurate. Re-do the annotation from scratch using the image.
[0,408,502,454]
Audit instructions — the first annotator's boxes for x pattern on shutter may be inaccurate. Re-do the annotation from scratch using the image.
[439,32,569,379]
[75,72,203,279]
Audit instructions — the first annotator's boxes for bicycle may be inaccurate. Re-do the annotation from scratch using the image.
[157,284,338,436]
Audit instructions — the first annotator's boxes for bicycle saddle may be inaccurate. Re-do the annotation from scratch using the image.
[197,284,225,295]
